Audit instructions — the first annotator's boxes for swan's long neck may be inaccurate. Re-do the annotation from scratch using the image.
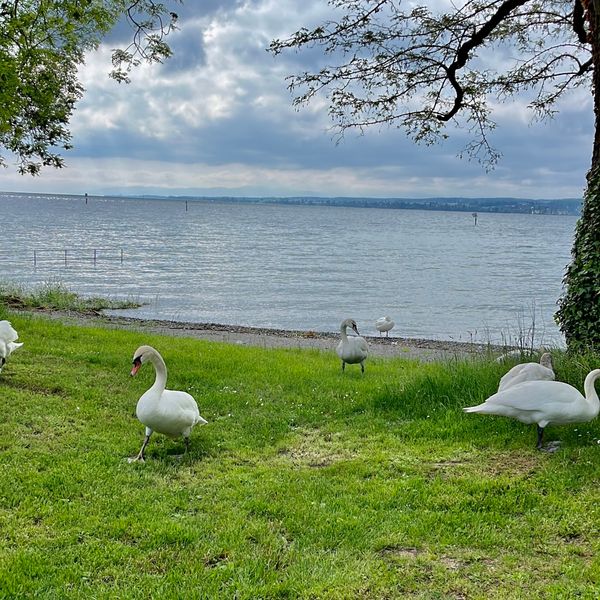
[340,323,348,341]
[584,369,600,415]
[148,351,168,393]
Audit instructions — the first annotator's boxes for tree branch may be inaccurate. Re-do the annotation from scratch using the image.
[438,0,531,121]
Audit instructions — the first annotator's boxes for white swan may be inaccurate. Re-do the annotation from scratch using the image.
[375,316,395,337]
[336,318,368,373]
[495,347,547,363]
[464,368,600,449]
[129,345,207,462]
[0,320,23,374]
[498,352,555,392]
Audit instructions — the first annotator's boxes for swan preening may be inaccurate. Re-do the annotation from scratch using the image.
[336,318,369,373]
[464,368,600,450]
[498,352,555,392]
[375,316,395,337]
[0,320,23,374]
[129,345,207,462]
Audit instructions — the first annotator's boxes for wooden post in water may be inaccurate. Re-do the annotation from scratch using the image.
[185,200,188,212]
[120,249,124,264]
[33,250,37,267]
[93,249,97,266]
[64,249,68,266]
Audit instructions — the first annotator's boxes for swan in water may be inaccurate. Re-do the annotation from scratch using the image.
[375,316,395,337]
[464,368,600,450]
[129,345,207,462]
[336,318,369,373]
[0,320,23,374]
[498,352,555,392]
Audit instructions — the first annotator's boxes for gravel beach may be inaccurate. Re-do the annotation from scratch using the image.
[29,309,501,362]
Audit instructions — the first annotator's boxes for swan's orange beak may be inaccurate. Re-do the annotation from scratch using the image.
[131,358,142,376]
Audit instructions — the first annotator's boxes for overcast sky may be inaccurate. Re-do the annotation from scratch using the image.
[2,0,594,199]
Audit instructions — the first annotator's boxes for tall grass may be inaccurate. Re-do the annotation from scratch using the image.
[0,313,598,598]
[0,281,141,313]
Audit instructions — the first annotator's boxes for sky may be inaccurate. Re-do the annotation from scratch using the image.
[1,0,594,199]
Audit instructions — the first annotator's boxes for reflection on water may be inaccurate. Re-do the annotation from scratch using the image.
[0,192,577,345]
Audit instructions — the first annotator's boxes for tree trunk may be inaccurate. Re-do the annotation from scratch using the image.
[555,0,600,351]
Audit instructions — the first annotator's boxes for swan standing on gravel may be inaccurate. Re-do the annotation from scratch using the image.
[498,352,555,392]
[464,368,600,450]
[0,320,23,374]
[129,345,207,462]
[336,318,369,373]
[375,316,395,337]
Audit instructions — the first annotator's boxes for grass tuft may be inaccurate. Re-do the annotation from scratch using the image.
[0,281,141,313]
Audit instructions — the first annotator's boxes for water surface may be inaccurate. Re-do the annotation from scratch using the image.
[0,192,577,345]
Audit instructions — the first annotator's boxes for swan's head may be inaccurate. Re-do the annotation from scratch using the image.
[539,352,553,369]
[131,345,156,376]
[341,318,360,335]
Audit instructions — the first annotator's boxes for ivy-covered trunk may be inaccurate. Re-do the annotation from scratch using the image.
[555,0,600,351]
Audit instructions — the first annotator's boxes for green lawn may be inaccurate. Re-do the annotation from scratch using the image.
[0,312,599,599]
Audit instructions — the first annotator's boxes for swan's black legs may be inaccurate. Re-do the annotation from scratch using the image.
[341,361,346,372]
[536,425,544,450]
[360,361,365,374]
[184,436,190,454]
[129,430,152,463]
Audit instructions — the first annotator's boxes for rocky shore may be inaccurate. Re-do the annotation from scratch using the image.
[30,309,505,362]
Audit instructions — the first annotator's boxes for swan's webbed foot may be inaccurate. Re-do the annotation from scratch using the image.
[540,440,561,453]
[127,454,146,464]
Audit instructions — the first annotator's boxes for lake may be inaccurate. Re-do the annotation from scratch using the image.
[0,192,578,346]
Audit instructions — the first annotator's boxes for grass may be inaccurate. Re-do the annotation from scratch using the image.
[0,310,599,598]
[0,281,141,313]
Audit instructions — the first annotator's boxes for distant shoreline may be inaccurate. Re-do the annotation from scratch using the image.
[1,190,582,216]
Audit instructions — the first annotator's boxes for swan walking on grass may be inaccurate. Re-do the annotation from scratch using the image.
[129,345,207,462]
[0,320,23,374]
[498,352,555,392]
[375,316,395,337]
[336,318,368,373]
[464,368,600,450]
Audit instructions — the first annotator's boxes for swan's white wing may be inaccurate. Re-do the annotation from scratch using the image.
[356,336,369,354]
[0,321,18,343]
[485,381,579,410]
[498,363,555,391]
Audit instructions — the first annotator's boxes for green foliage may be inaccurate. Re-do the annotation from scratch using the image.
[0,281,141,312]
[0,1,179,174]
[0,314,599,597]
[556,167,600,352]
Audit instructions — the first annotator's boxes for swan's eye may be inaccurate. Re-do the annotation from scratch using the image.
[133,356,142,366]
[0,358,4,366]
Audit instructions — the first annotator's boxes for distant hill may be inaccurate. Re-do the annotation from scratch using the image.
[150,195,582,216]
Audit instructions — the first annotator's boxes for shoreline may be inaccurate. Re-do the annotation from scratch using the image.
[21,308,509,362]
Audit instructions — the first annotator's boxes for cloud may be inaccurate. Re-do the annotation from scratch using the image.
[2,0,593,199]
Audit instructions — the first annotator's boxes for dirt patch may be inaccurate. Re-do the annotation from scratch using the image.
[277,427,356,468]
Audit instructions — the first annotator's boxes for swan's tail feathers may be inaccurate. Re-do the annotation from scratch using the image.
[196,414,208,425]
[463,404,485,414]
[8,341,23,353]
